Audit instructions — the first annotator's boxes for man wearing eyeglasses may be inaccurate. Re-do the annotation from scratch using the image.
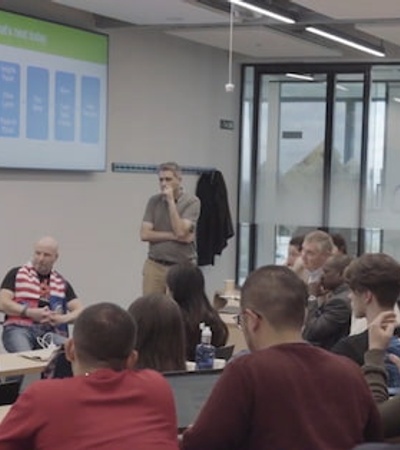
[140,162,200,295]
[182,265,382,450]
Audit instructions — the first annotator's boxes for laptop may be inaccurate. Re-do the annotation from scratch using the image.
[163,368,223,432]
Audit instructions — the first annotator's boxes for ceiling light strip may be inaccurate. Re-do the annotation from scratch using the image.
[286,73,314,81]
[229,0,295,24]
[306,27,385,58]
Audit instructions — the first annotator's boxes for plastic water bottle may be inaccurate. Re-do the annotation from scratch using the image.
[49,296,68,336]
[195,323,215,370]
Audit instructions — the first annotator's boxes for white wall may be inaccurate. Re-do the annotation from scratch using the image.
[0,24,239,310]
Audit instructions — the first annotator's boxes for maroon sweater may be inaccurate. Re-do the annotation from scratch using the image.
[183,343,382,450]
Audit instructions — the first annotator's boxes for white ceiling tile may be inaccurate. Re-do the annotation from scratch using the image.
[168,26,342,58]
[358,24,400,47]
[52,0,230,25]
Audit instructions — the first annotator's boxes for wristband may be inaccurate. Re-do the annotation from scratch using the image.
[20,304,29,318]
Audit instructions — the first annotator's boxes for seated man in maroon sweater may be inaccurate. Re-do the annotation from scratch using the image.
[0,303,180,450]
[182,265,382,450]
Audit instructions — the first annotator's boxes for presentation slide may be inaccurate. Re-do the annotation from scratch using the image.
[0,10,108,171]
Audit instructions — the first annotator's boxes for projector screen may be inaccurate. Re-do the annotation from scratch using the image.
[0,10,108,171]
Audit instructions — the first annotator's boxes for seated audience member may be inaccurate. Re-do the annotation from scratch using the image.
[0,236,83,353]
[286,235,304,268]
[362,311,400,439]
[182,265,382,450]
[331,232,348,255]
[301,230,334,298]
[332,253,400,390]
[286,234,308,282]
[166,263,228,361]
[128,293,186,372]
[303,254,352,349]
[0,303,180,450]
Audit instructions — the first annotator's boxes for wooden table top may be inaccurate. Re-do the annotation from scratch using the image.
[0,349,51,377]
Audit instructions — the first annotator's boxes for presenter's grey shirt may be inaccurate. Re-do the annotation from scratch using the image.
[143,192,201,263]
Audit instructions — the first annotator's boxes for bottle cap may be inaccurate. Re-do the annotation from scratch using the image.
[201,325,212,343]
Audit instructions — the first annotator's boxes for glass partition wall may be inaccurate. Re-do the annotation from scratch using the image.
[237,64,400,285]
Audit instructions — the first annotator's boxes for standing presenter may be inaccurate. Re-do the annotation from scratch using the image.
[140,162,200,295]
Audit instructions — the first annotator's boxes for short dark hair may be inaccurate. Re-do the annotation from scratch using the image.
[73,303,137,371]
[128,294,186,372]
[345,253,400,308]
[326,254,353,275]
[241,265,308,330]
[331,233,348,254]
[289,235,304,251]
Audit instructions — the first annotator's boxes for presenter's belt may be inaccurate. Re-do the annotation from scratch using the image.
[149,257,176,266]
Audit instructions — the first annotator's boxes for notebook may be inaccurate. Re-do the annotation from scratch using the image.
[163,368,223,432]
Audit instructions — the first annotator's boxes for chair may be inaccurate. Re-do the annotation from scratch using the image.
[215,344,234,361]
[0,380,21,405]
[42,346,73,379]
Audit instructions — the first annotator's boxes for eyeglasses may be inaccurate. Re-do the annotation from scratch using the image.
[233,313,243,329]
[233,309,263,330]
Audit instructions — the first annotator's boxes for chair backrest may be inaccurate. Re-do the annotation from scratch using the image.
[0,381,20,405]
[42,347,73,379]
[215,344,235,361]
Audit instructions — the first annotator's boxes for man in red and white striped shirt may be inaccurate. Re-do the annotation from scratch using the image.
[0,236,83,353]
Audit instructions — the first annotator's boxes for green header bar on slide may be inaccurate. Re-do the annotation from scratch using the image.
[0,10,107,64]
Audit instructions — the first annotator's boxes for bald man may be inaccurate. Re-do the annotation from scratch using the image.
[0,236,83,353]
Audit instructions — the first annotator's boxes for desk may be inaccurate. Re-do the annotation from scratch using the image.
[0,351,49,378]
[0,405,11,423]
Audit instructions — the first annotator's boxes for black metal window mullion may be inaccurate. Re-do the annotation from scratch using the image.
[322,73,335,227]
[247,68,262,272]
[357,68,371,255]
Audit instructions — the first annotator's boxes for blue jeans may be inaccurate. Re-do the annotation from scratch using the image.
[2,324,67,384]
[2,324,67,353]
[386,336,400,389]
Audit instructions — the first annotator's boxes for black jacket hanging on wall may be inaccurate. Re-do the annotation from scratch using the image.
[196,170,234,266]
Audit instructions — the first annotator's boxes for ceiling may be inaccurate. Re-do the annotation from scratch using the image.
[9,0,400,60]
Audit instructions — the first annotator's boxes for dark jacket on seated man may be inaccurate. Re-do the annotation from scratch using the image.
[303,283,351,349]
[303,254,353,350]
[332,253,400,392]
